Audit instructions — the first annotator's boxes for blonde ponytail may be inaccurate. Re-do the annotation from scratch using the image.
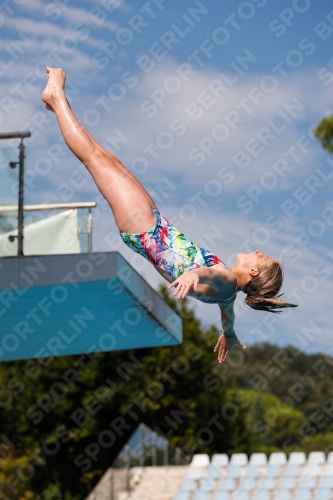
[244,261,297,314]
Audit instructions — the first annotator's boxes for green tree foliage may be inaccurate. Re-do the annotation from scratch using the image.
[0,286,332,498]
[314,116,333,152]
[247,394,268,448]
[301,432,333,455]
[0,452,35,499]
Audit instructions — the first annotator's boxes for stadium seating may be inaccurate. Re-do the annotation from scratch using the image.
[272,490,292,500]
[198,478,215,492]
[278,477,296,490]
[298,476,317,489]
[253,491,271,500]
[206,467,221,479]
[303,464,322,477]
[249,453,267,466]
[294,490,312,500]
[258,478,276,490]
[269,453,287,466]
[289,452,306,465]
[217,478,236,491]
[323,464,333,476]
[225,465,242,478]
[314,490,331,500]
[319,476,333,489]
[190,455,210,467]
[265,466,281,478]
[233,491,249,500]
[186,468,204,480]
[212,494,228,500]
[174,451,333,500]
[283,465,301,477]
[211,454,229,466]
[179,479,196,492]
[244,466,261,478]
[308,452,326,464]
[237,477,256,491]
[193,492,209,500]
[230,453,248,466]
[173,493,190,500]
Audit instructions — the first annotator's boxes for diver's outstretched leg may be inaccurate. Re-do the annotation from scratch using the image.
[42,67,157,234]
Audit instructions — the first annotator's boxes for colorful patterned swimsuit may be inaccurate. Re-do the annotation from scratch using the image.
[120,208,236,304]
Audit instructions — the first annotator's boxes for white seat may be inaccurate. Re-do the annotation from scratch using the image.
[218,478,236,491]
[327,451,333,463]
[253,492,270,500]
[294,490,312,500]
[207,466,222,479]
[186,468,203,480]
[319,476,333,489]
[173,493,190,500]
[250,453,267,466]
[233,490,249,500]
[298,476,316,489]
[193,493,210,500]
[308,452,326,464]
[265,466,281,478]
[289,452,306,465]
[279,477,296,490]
[190,454,210,467]
[303,464,321,477]
[283,465,300,477]
[238,478,256,491]
[315,489,331,500]
[272,490,292,500]
[199,478,216,492]
[323,464,333,476]
[213,493,231,500]
[179,479,196,492]
[259,478,276,490]
[230,453,248,466]
[211,454,229,467]
[226,466,241,478]
[245,466,260,478]
[269,452,287,466]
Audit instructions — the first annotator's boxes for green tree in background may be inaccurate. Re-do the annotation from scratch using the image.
[314,116,333,152]
[247,395,268,448]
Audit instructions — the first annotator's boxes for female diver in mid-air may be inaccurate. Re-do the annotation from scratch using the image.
[42,67,297,363]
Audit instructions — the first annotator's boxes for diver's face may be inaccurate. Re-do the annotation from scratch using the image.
[236,250,275,270]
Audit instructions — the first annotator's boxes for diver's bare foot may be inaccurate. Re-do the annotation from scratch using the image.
[41,67,66,111]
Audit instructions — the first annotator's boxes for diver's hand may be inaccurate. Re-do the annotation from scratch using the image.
[214,333,246,363]
[168,271,199,299]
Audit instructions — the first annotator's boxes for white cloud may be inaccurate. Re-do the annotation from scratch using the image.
[68,61,331,199]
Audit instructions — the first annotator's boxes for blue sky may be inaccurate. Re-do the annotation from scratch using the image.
[0,0,333,354]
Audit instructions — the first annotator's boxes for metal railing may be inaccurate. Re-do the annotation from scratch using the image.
[88,424,188,500]
[0,131,30,256]
[105,424,190,500]
[0,202,96,254]
[0,202,97,212]
[1,132,97,256]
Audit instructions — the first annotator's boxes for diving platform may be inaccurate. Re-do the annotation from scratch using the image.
[0,252,182,362]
